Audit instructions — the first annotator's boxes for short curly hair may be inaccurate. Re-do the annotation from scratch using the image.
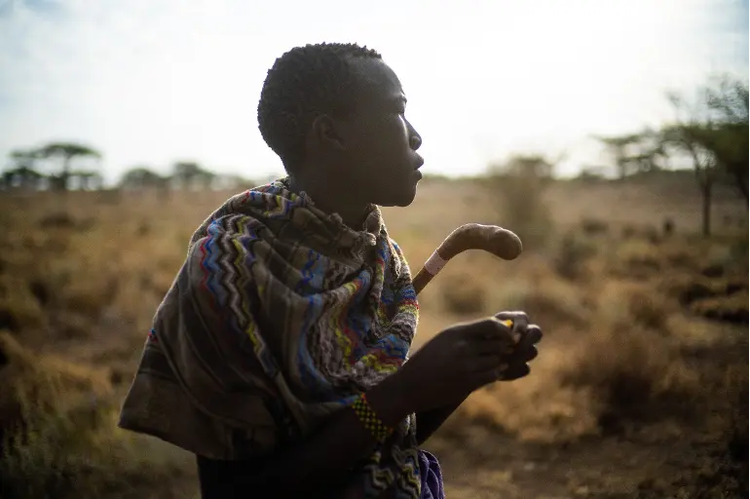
[257,42,382,170]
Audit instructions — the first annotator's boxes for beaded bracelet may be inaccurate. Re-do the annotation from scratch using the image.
[352,393,393,442]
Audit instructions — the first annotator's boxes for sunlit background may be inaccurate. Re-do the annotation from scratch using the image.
[1,0,747,184]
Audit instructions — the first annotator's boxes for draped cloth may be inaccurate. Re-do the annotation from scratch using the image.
[118,178,439,497]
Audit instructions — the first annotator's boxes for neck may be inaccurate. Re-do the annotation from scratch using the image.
[287,172,369,230]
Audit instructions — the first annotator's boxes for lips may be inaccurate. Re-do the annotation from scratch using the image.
[414,155,424,170]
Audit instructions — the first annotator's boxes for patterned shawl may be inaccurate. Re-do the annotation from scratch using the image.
[118,178,423,497]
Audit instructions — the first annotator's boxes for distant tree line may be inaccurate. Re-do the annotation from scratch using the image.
[2,143,103,192]
[118,161,251,193]
[0,143,252,193]
[6,74,746,238]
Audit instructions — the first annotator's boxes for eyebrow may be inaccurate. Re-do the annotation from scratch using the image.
[391,95,407,106]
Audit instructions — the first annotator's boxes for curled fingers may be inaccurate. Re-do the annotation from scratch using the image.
[494,311,529,344]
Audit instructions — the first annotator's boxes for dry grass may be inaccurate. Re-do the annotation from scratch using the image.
[0,177,747,498]
[0,331,189,498]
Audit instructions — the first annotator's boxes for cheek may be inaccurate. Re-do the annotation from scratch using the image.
[349,116,411,174]
[368,115,410,143]
[396,115,411,140]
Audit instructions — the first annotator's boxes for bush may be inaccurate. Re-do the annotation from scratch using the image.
[627,288,670,330]
[690,290,749,324]
[580,218,609,236]
[554,232,597,280]
[612,240,662,278]
[0,329,196,499]
[0,276,45,332]
[485,155,554,251]
[560,325,698,435]
[0,332,119,498]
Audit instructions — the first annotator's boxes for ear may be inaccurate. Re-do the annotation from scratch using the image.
[311,114,346,151]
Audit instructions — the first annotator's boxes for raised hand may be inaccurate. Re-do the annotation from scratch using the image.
[494,311,543,381]
[396,317,516,413]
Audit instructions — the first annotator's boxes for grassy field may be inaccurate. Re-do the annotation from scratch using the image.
[0,174,747,498]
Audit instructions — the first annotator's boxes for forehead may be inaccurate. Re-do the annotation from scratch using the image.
[347,58,404,104]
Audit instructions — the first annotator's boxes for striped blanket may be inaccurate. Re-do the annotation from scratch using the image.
[118,178,425,497]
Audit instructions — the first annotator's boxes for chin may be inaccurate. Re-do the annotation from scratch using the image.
[380,186,418,208]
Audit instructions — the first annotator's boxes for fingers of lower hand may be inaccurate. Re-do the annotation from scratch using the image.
[495,311,528,333]
[492,314,541,345]
[524,325,543,344]
[511,341,537,358]
[470,354,506,373]
[492,343,539,382]
[501,363,531,381]
[473,337,513,356]
[513,325,543,352]
[494,311,528,322]
[472,329,538,364]
[465,318,541,385]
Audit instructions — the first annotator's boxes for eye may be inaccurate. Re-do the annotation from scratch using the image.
[393,98,407,115]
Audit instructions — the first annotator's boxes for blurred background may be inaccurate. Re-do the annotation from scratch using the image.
[0,0,747,497]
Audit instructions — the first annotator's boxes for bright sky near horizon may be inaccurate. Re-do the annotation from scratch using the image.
[0,0,747,184]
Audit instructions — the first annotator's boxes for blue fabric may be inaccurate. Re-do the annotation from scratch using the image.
[419,450,445,499]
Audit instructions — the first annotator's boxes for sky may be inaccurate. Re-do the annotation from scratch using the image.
[0,0,747,184]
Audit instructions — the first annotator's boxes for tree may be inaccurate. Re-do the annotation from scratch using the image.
[663,123,718,236]
[1,167,44,191]
[486,154,556,249]
[703,76,748,204]
[659,76,748,237]
[172,161,214,190]
[71,170,104,190]
[595,129,669,179]
[595,133,641,179]
[2,149,44,191]
[499,154,556,179]
[120,166,168,190]
[663,89,720,237]
[631,128,670,173]
[212,173,254,191]
[37,142,101,192]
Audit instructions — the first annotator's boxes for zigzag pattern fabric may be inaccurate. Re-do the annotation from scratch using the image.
[119,178,423,498]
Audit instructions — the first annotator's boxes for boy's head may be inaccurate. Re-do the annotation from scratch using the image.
[257,42,424,207]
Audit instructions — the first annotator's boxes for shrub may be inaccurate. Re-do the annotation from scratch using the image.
[485,155,555,251]
[580,218,609,236]
[553,232,597,280]
[559,325,698,435]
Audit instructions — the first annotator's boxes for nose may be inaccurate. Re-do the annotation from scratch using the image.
[408,121,422,151]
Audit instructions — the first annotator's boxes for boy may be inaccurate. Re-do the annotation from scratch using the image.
[118,42,542,498]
